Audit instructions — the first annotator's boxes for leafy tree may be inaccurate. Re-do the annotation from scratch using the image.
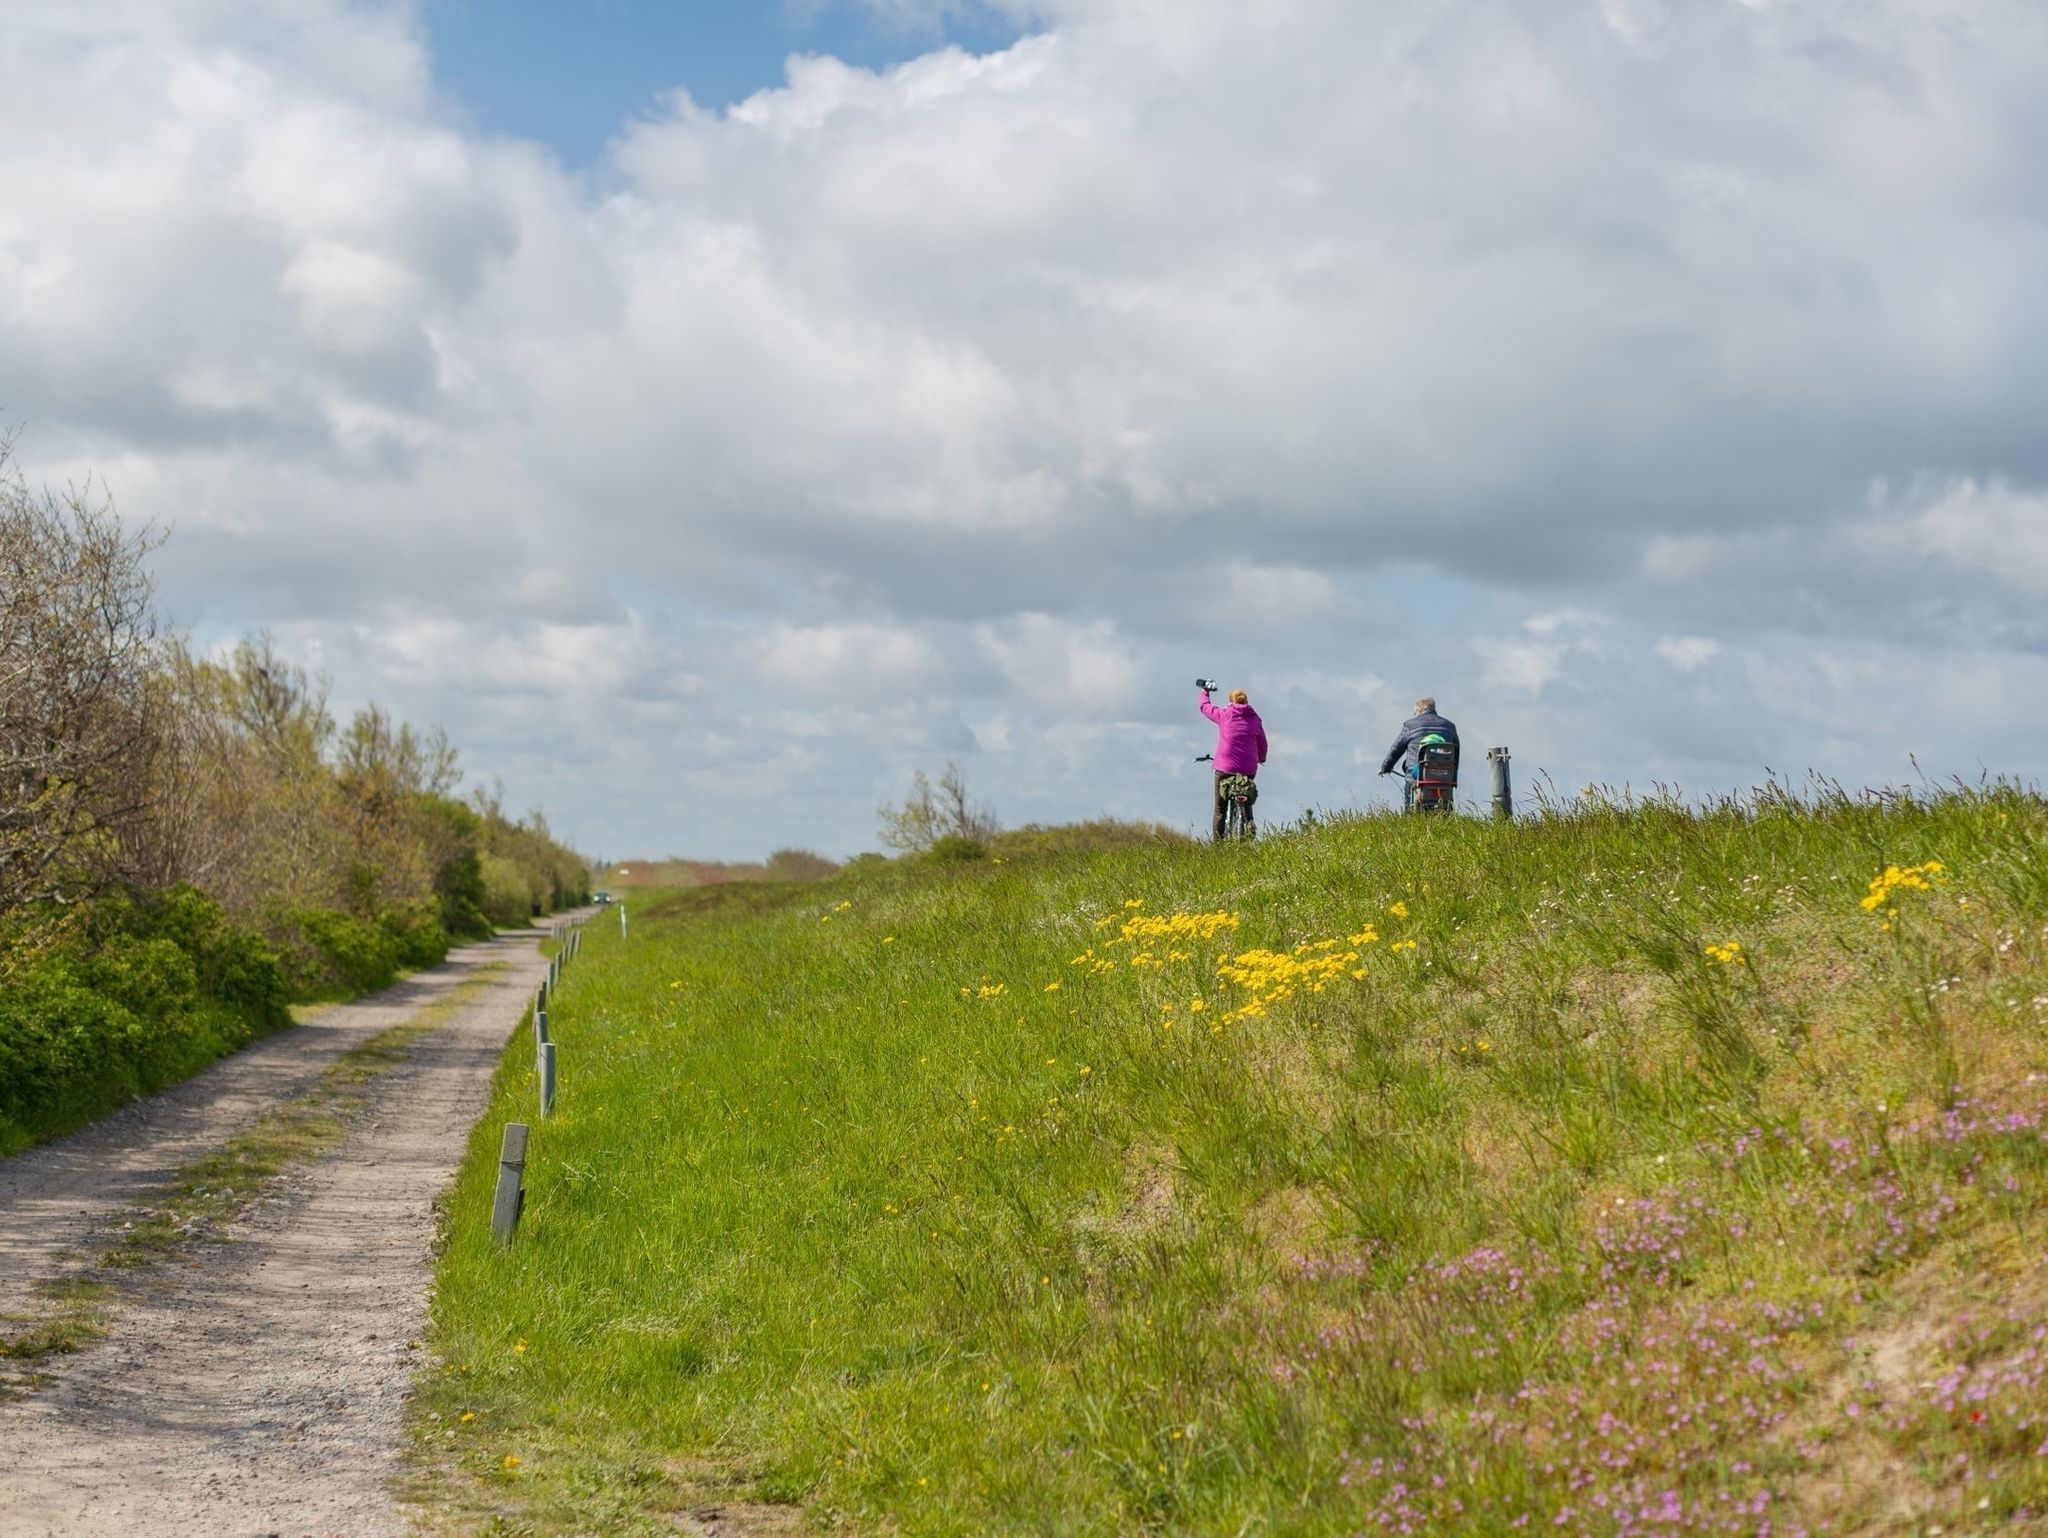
[0,444,164,912]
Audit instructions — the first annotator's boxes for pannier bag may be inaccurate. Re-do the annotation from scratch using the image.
[1411,738,1456,811]
[1218,773,1258,805]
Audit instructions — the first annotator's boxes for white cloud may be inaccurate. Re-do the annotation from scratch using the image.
[1858,477,2048,599]
[1655,636,1723,672]
[1484,610,1609,697]
[5,0,2048,854]
[753,620,966,696]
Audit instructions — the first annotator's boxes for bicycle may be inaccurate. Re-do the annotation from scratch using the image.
[1380,738,1458,813]
[1195,753,1257,840]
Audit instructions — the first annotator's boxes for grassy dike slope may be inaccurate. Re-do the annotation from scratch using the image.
[421,793,2048,1536]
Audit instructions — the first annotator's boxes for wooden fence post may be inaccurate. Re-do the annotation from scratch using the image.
[491,1122,529,1244]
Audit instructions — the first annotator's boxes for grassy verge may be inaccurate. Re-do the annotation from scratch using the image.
[0,960,508,1396]
[420,791,2047,1535]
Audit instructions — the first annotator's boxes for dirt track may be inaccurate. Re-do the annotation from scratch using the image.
[0,928,558,1538]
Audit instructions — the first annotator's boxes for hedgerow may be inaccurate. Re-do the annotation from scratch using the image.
[0,886,290,1154]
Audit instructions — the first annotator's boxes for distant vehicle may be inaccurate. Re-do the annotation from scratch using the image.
[592,890,613,905]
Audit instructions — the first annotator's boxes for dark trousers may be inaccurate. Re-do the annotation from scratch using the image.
[1213,771,1255,840]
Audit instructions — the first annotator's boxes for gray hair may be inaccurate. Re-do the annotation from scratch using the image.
[1414,696,1435,713]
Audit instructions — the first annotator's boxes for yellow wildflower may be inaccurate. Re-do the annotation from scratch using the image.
[1860,861,1946,912]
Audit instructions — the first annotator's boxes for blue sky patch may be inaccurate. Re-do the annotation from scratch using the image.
[422,0,1031,166]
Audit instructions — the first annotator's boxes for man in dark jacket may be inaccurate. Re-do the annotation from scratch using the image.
[1378,697,1460,781]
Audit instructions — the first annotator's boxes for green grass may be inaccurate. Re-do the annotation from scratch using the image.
[420,789,2048,1536]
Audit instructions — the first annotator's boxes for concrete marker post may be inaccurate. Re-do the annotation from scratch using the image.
[1488,746,1514,821]
[539,1042,557,1117]
[491,1122,529,1244]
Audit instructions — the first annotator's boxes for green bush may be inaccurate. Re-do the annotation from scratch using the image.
[99,884,290,1023]
[380,899,452,970]
[765,848,841,882]
[423,794,492,938]
[0,958,138,1129]
[480,854,537,929]
[0,888,293,1153]
[925,835,989,863]
[270,906,402,999]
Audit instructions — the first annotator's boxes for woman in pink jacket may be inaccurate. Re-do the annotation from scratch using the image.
[1198,682,1268,840]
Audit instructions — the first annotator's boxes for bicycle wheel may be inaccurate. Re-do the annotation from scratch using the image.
[1226,795,1253,840]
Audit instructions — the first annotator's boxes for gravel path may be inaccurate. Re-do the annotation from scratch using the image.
[0,926,562,1537]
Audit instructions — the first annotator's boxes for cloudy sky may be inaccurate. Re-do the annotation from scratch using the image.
[4,0,2044,860]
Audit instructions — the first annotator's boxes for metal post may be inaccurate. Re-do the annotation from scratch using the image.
[1488,746,1513,820]
[539,1042,557,1117]
[491,1122,529,1244]
[535,1006,548,1051]
[619,903,628,939]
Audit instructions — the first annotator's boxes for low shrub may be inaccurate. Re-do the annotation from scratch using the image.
[97,884,291,1022]
[0,887,291,1154]
[481,854,537,929]
[380,899,452,970]
[278,906,403,998]
[299,909,399,1003]
[924,835,989,863]
[990,818,1190,857]
[765,848,841,882]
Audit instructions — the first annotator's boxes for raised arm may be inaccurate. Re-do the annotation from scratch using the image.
[1198,687,1224,724]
